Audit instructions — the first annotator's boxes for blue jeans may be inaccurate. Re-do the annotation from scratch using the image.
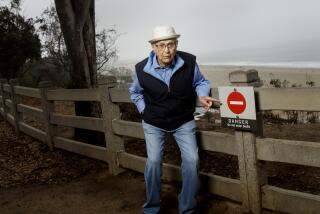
[142,120,199,214]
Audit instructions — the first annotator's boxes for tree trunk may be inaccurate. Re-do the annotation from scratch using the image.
[54,0,104,145]
[54,0,96,88]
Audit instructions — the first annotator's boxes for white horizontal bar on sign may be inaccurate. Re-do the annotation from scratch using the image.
[229,101,244,105]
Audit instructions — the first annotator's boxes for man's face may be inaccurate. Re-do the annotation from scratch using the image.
[152,39,177,67]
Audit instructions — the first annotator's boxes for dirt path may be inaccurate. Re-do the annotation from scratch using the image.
[0,171,146,214]
[0,170,244,214]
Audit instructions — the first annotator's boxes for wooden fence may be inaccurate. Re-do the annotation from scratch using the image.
[0,70,320,214]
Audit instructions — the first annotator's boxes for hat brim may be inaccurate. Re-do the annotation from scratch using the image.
[149,34,180,43]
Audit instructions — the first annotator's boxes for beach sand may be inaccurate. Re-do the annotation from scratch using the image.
[200,65,320,88]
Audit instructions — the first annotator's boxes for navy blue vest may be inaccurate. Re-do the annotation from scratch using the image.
[135,51,196,130]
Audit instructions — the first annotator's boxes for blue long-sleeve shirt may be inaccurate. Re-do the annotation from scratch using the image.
[129,51,211,113]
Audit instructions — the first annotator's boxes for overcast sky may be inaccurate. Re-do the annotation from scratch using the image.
[15,0,320,66]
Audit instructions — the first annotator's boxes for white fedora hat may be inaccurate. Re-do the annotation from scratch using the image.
[149,25,180,43]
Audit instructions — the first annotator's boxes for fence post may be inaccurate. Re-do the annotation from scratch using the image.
[39,81,55,151]
[9,79,21,134]
[99,80,126,175]
[229,70,266,214]
[0,79,8,120]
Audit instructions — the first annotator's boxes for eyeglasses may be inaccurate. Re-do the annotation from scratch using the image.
[155,42,177,51]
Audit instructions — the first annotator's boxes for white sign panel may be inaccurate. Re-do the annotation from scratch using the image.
[218,86,256,131]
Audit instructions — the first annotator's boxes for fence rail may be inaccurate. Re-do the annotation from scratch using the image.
[262,185,320,214]
[17,104,44,119]
[6,113,15,126]
[50,113,105,132]
[256,138,320,167]
[46,88,100,101]
[1,72,320,214]
[14,86,41,98]
[18,121,47,142]
[53,136,108,162]
[257,87,320,111]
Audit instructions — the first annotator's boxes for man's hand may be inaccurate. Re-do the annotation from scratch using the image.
[199,96,220,110]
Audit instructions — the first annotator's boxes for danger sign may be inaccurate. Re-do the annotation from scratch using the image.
[227,91,246,114]
[218,87,256,131]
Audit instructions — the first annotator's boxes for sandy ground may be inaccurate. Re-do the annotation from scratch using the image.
[199,65,320,88]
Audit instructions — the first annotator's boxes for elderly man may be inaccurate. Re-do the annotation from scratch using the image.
[129,25,219,214]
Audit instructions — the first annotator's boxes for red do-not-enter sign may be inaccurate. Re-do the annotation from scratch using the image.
[227,91,246,114]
